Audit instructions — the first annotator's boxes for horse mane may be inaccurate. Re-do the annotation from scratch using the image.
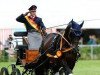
[63,24,72,45]
[64,23,71,37]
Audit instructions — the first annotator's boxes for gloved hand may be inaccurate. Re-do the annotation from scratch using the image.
[24,12,30,16]
[41,29,47,37]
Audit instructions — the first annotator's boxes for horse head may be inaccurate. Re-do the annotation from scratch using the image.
[64,19,84,47]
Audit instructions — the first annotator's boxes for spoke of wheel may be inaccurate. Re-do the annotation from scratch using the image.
[0,67,9,75]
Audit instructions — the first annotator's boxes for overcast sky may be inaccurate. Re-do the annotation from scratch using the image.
[0,0,100,29]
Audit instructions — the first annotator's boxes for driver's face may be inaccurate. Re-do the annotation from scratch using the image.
[30,10,36,17]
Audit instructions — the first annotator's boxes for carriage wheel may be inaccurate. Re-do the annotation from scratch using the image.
[0,67,9,75]
[11,68,21,75]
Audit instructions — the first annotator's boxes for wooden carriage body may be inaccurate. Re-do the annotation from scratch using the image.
[14,32,40,65]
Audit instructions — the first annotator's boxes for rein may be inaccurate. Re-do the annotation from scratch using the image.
[57,32,72,50]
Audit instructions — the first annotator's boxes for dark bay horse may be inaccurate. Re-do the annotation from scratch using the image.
[35,19,84,75]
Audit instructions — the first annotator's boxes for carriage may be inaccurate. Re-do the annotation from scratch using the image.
[0,20,84,75]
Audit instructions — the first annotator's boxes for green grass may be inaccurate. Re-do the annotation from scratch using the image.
[73,60,100,75]
[0,60,100,75]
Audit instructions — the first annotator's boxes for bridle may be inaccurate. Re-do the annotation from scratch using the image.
[58,27,82,53]
[57,32,72,49]
[46,27,82,58]
[70,29,82,36]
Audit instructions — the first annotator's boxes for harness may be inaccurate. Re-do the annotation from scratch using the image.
[57,32,72,50]
[46,32,73,58]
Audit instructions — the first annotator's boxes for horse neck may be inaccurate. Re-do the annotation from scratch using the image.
[63,25,71,43]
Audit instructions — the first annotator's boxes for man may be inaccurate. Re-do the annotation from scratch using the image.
[7,35,14,48]
[4,35,14,50]
[16,5,46,50]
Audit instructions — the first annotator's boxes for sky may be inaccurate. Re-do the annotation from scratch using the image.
[0,0,100,29]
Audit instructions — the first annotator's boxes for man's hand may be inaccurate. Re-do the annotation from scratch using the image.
[24,12,30,16]
[41,29,47,37]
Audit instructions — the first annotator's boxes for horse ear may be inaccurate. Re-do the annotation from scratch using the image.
[69,19,73,26]
[80,21,84,28]
[71,19,73,22]
[68,19,72,26]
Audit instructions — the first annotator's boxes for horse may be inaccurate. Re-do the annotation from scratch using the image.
[34,19,84,75]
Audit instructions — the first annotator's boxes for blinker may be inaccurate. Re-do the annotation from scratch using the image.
[71,29,82,36]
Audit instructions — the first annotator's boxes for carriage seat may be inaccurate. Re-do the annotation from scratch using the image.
[14,31,28,46]
[14,32,27,37]
[14,31,28,59]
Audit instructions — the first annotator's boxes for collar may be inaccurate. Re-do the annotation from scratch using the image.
[28,16,36,20]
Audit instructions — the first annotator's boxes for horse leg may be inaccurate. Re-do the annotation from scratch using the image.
[35,67,44,75]
[59,60,73,75]
[67,60,76,70]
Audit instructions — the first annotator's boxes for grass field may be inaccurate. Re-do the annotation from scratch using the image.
[0,60,100,75]
[73,60,100,75]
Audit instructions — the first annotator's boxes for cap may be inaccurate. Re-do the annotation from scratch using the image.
[28,5,37,10]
